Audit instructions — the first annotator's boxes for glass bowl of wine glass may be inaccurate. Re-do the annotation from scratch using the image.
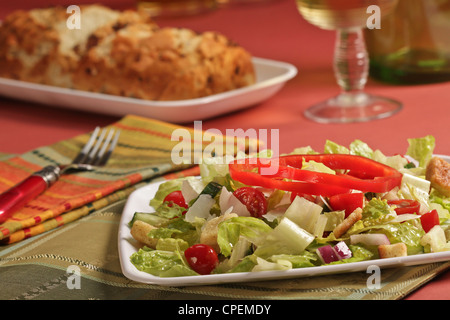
[296,0,402,123]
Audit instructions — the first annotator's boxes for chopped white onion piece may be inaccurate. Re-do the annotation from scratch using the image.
[219,186,250,216]
[271,218,315,254]
[181,179,201,203]
[184,194,215,222]
[313,215,328,237]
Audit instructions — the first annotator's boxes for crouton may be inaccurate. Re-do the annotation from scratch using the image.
[332,208,362,238]
[130,220,159,249]
[200,213,238,253]
[378,242,408,258]
[426,157,450,197]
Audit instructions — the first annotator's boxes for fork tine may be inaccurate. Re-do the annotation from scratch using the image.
[85,128,108,164]
[95,129,120,166]
[72,126,120,167]
[94,129,115,163]
[72,127,100,164]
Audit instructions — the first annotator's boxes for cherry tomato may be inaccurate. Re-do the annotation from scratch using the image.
[329,192,364,217]
[233,187,267,218]
[420,209,440,233]
[184,244,219,275]
[387,199,420,215]
[163,191,188,209]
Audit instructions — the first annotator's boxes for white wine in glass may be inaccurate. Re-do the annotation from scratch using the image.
[296,0,402,123]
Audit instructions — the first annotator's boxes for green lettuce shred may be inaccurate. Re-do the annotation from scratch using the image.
[406,135,435,167]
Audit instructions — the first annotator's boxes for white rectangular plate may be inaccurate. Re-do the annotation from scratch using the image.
[118,155,450,287]
[0,57,297,123]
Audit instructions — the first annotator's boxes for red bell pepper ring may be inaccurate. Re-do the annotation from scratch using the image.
[229,154,402,197]
[387,199,420,215]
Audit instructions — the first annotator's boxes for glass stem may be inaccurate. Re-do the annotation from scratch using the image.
[334,28,369,95]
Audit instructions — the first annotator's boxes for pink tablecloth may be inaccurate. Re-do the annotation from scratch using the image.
[0,0,449,300]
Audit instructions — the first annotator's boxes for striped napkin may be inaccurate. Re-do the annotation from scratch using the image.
[0,115,257,244]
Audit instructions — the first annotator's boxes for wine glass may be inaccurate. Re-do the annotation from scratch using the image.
[296,0,402,123]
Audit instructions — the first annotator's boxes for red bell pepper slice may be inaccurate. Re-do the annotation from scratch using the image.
[387,199,420,215]
[329,192,365,217]
[420,209,440,233]
[229,154,402,197]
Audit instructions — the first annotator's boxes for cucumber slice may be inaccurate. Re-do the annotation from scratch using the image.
[188,181,222,206]
[199,181,222,197]
[128,212,169,227]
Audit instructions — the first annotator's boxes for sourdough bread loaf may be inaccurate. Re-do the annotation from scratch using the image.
[0,5,256,101]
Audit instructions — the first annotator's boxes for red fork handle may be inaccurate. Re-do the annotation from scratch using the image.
[0,166,60,224]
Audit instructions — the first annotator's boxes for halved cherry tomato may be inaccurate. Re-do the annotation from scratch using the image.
[420,209,440,233]
[233,187,268,218]
[329,192,364,217]
[163,191,188,209]
[184,244,219,275]
[387,199,420,215]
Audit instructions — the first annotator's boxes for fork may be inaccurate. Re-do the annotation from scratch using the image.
[0,127,120,224]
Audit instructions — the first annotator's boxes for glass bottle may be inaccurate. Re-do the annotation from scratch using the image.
[365,0,450,84]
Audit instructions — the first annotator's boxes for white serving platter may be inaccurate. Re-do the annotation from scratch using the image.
[118,155,450,286]
[0,57,297,123]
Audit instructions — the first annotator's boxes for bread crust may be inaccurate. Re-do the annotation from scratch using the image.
[130,220,159,248]
[0,5,255,101]
[378,243,407,258]
[332,208,362,239]
[426,157,450,197]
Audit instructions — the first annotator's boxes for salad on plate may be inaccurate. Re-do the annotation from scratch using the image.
[127,136,450,278]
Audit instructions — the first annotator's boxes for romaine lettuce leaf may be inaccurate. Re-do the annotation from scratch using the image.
[156,238,190,252]
[399,173,431,214]
[130,247,198,277]
[217,216,273,257]
[420,225,450,253]
[349,139,374,158]
[149,179,184,209]
[147,217,202,246]
[252,256,292,272]
[302,159,335,175]
[406,135,435,167]
[349,221,425,255]
[153,203,187,219]
[361,198,395,225]
[267,252,317,268]
[225,255,257,273]
[253,218,315,258]
[324,140,350,154]
[287,146,318,155]
[199,150,271,188]
[371,149,409,171]
[429,190,450,221]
